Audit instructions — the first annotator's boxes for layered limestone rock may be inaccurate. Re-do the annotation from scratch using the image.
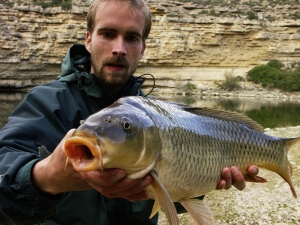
[0,0,300,93]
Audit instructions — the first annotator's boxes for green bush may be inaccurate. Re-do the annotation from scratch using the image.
[52,0,62,5]
[246,11,258,20]
[276,70,300,92]
[217,74,242,91]
[61,1,72,10]
[247,65,282,88]
[247,60,300,91]
[37,0,71,9]
[267,59,283,69]
[37,1,50,9]
[209,9,219,16]
[185,82,196,91]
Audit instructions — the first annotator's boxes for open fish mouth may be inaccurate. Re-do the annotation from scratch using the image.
[64,133,103,172]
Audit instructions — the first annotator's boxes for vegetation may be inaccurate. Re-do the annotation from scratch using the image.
[217,99,300,128]
[217,72,243,91]
[35,0,72,10]
[247,60,300,92]
[209,9,219,17]
[177,0,299,5]
[291,11,300,20]
[245,103,300,128]
[61,1,71,10]
[2,0,299,20]
[176,0,300,21]
[246,11,258,20]
[185,82,197,91]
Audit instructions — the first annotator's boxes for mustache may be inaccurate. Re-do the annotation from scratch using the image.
[103,56,129,67]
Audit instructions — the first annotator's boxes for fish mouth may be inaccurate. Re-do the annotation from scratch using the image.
[64,134,103,172]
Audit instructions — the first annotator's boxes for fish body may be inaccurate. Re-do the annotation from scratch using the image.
[65,96,299,225]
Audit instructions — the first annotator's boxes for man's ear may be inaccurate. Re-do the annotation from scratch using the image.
[140,42,146,59]
[85,31,92,53]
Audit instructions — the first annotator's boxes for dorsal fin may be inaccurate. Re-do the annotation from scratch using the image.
[175,104,264,133]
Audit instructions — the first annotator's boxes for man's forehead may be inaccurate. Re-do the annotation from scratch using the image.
[94,1,145,33]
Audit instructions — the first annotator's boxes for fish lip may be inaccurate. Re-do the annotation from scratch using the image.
[64,135,103,172]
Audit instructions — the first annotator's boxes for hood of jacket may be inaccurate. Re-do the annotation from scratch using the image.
[57,44,146,100]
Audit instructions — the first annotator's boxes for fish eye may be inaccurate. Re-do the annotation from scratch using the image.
[122,121,131,130]
[121,117,133,132]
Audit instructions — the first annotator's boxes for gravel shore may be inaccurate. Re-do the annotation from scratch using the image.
[158,126,300,225]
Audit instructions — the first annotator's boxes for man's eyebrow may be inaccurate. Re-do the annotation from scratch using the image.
[96,27,116,33]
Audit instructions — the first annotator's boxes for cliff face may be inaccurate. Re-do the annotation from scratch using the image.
[1,0,300,92]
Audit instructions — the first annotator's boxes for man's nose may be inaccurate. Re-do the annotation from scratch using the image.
[112,37,127,56]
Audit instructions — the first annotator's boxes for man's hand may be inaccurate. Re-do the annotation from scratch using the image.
[80,169,152,201]
[32,129,152,201]
[216,165,259,191]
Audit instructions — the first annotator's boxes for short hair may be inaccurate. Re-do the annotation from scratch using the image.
[87,0,152,41]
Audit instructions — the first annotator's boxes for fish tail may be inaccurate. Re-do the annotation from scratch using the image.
[279,137,300,199]
[279,159,297,198]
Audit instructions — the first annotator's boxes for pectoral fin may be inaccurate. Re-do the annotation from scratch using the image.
[244,174,267,183]
[150,171,179,225]
[180,198,214,225]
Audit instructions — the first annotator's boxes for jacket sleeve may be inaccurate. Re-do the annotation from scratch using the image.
[0,82,88,225]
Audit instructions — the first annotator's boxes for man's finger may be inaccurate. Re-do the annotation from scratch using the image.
[80,169,126,187]
[231,166,246,191]
[222,167,232,189]
[247,165,259,176]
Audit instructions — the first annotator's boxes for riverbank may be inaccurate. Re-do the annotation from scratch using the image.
[158,126,300,225]
[147,82,300,101]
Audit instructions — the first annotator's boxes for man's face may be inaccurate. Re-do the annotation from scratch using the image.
[85,1,146,92]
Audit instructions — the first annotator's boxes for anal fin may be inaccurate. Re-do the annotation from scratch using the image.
[149,200,160,219]
[180,198,214,225]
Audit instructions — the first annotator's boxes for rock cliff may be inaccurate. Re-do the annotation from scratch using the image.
[0,0,300,93]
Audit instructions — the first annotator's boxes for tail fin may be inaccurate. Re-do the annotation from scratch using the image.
[279,137,300,199]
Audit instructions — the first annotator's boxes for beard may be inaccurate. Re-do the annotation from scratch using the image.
[91,55,138,92]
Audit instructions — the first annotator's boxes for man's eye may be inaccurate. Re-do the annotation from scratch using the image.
[100,32,114,38]
[126,35,140,42]
[129,36,137,41]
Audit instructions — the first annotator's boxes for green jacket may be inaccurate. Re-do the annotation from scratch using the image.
[0,44,157,225]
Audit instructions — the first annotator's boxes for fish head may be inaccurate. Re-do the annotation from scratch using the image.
[65,100,161,179]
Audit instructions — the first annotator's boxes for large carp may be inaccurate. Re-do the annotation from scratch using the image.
[64,96,299,225]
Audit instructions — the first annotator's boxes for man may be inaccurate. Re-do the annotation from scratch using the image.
[0,0,258,224]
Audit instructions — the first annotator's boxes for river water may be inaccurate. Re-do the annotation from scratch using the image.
[1,91,300,129]
[1,91,300,224]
